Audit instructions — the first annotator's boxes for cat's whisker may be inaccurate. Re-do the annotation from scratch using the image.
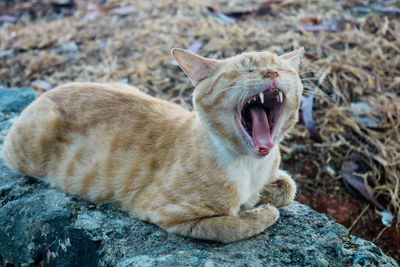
[299,67,339,103]
[224,89,249,111]
[302,82,337,103]
[238,91,248,112]
[222,90,243,111]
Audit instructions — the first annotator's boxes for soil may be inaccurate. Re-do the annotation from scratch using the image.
[284,154,400,262]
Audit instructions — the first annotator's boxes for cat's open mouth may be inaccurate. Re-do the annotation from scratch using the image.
[235,87,284,156]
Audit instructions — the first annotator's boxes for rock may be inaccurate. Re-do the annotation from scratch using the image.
[0,170,99,266]
[0,87,36,113]
[0,110,398,267]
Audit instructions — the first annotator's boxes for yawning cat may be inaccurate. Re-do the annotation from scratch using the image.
[3,47,303,243]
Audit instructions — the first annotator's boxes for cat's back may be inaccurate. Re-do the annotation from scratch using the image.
[45,82,187,126]
[2,82,194,182]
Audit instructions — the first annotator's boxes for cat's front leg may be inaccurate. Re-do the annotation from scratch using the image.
[240,194,261,211]
[257,170,296,208]
[155,204,279,243]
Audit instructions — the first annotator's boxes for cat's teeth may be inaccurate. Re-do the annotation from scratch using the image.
[259,92,264,104]
[253,96,257,102]
[278,91,283,102]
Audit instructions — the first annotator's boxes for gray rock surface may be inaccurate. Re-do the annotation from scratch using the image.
[0,89,398,266]
[0,87,36,113]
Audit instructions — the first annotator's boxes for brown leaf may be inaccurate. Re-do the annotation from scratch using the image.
[111,6,136,15]
[80,4,119,24]
[206,6,236,24]
[207,1,285,23]
[299,17,321,25]
[301,93,323,142]
[0,15,17,23]
[31,80,53,92]
[355,6,400,14]
[304,52,319,61]
[0,50,13,58]
[296,18,353,32]
[341,160,385,210]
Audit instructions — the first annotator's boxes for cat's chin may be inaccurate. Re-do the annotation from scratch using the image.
[234,86,284,157]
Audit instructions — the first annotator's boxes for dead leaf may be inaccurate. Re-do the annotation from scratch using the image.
[187,40,204,54]
[349,102,380,128]
[255,1,283,15]
[223,1,282,18]
[304,52,319,61]
[111,6,136,15]
[355,6,400,14]
[378,210,394,227]
[296,18,353,32]
[299,17,321,25]
[206,6,236,24]
[80,4,119,24]
[31,80,53,92]
[301,93,323,142]
[0,15,17,23]
[0,50,13,58]
[206,1,285,23]
[341,159,385,210]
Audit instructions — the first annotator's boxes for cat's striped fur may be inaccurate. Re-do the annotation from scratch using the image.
[3,48,303,242]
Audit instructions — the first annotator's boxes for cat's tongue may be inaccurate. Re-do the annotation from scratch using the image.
[249,107,274,153]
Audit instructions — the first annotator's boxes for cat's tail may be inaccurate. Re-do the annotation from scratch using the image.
[2,96,62,178]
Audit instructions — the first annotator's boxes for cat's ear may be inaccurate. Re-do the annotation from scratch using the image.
[171,48,219,86]
[280,47,304,71]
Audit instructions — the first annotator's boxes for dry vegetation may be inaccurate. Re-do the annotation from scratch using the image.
[0,0,399,261]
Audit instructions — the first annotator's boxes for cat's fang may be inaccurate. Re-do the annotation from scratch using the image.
[278,91,283,102]
[259,92,264,104]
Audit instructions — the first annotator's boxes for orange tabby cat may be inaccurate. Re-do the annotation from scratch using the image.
[2,48,303,243]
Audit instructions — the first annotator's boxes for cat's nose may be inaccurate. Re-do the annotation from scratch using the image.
[261,69,279,80]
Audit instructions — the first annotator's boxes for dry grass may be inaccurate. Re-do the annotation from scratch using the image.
[0,0,399,257]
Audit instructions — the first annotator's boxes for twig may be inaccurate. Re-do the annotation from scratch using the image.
[348,204,370,233]
[373,227,388,243]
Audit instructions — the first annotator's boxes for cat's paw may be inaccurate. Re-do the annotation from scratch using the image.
[241,203,279,227]
[257,204,280,222]
[258,171,297,208]
[251,203,278,214]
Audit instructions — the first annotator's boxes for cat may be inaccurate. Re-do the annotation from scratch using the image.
[2,47,303,243]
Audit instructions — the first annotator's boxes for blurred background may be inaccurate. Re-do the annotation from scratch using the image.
[0,0,399,261]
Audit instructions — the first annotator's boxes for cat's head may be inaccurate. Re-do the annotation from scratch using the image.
[172,48,304,158]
